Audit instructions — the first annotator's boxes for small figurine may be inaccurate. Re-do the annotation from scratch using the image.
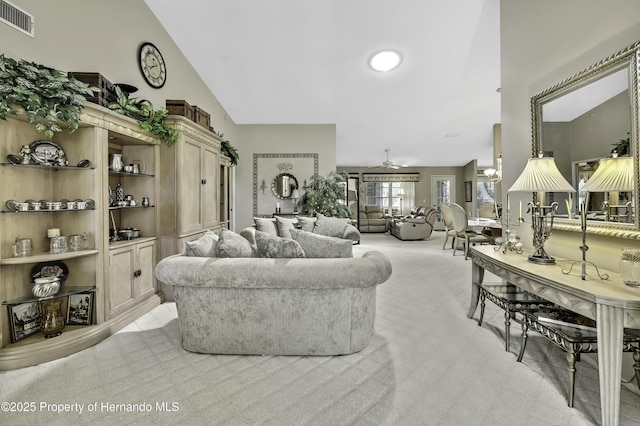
[19,145,31,164]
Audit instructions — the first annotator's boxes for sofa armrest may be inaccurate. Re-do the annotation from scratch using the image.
[342,223,361,242]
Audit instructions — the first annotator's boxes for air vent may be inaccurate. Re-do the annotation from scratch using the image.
[0,0,34,37]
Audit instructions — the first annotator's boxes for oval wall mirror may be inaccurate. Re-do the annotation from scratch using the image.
[531,41,640,238]
[272,173,298,199]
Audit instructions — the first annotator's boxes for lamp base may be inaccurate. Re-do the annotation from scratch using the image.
[527,253,556,265]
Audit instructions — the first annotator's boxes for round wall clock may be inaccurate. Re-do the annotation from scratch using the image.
[138,42,166,88]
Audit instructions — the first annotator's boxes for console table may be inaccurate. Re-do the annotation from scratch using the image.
[468,245,640,426]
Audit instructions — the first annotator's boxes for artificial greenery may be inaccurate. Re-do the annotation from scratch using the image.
[220,140,239,166]
[109,86,178,145]
[0,54,99,138]
[297,170,351,218]
[611,136,630,156]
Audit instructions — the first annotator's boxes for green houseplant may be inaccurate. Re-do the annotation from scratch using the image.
[298,170,351,217]
[0,54,99,138]
[611,136,630,156]
[108,87,178,145]
[220,140,239,166]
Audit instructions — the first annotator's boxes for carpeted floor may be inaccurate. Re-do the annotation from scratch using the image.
[1,232,639,425]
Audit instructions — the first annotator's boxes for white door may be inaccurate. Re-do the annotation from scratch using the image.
[431,175,455,230]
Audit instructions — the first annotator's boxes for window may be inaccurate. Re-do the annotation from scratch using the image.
[363,182,414,215]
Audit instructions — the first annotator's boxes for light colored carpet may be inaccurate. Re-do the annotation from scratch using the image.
[1,232,639,425]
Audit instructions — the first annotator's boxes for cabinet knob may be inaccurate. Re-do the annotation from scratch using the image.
[201,179,207,185]
[134,269,142,278]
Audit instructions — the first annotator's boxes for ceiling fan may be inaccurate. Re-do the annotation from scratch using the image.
[373,149,408,169]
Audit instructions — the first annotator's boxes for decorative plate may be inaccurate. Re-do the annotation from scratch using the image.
[29,141,67,166]
[84,199,95,209]
[59,199,68,209]
[5,199,18,211]
[31,261,68,283]
[39,199,48,209]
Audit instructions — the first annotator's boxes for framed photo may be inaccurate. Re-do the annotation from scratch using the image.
[9,302,41,342]
[464,181,473,202]
[67,292,93,325]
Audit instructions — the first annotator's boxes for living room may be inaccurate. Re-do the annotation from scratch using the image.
[2,0,640,424]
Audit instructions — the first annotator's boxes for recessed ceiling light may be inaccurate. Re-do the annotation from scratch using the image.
[369,50,402,72]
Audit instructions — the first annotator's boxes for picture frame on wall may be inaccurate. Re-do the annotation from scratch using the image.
[9,302,41,342]
[464,181,473,202]
[67,292,93,325]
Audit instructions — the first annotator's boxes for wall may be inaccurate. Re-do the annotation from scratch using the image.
[235,124,336,230]
[2,0,236,144]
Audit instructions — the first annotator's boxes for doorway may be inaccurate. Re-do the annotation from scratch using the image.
[431,175,455,231]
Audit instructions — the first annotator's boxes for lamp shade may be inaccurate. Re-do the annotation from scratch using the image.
[508,156,575,193]
[582,156,633,192]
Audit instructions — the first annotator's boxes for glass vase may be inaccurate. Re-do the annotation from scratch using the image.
[619,248,640,287]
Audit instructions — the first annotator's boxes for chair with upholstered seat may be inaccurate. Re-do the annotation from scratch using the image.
[439,202,457,250]
[450,203,492,259]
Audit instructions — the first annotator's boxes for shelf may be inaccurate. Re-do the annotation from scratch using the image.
[108,205,154,210]
[0,249,99,265]
[108,170,154,177]
[0,162,94,170]
[1,208,95,214]
[108,236,156,248]
[2,286,96,305]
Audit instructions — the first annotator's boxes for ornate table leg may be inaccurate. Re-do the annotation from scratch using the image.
[467,261,485,319]
[596,303,624,426]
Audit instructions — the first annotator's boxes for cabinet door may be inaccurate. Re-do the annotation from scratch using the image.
[179,139,204,233]
[108,246,136,317]
[201,144,219,228]
[135,240,156,301]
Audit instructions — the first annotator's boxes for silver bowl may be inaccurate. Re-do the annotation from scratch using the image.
[32,277,61,298]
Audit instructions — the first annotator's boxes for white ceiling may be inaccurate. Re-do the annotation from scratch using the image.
[145,0,501,168]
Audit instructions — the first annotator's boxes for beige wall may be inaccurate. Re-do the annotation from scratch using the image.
[2,0,237,144]
[501,0,640,271]
[235,124,336,230]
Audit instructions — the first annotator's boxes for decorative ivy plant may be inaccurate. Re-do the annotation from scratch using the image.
[297,170,351,218]
[611,136,630,156]
[221,140,239,166]
[0,54,99,138]
[109,87,178,145]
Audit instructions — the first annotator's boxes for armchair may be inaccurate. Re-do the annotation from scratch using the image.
[390,207,437,240]
[358,205,388,232]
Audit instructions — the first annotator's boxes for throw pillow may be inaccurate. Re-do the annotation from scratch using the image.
[312,213,349,238]
[216,229,256,258]
[290,229,353,258]
[297,216,316,232]
[185,231,219,257]
[275,216,297,238]
[254,217,278,235]
[255,231,305,258]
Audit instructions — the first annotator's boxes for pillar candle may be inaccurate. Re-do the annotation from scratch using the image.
[47,228,60,238]
[519,201,522,219]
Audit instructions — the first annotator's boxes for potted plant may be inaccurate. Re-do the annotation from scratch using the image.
[297,170,351,217]
[611,136,630,156]
[220,139,239,166]
[0,54,99,138]
[108,87,178,145]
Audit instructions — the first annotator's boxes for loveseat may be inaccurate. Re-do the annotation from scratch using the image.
[359,205,388,232]
[155,229,392,356]
[252,214,361,243]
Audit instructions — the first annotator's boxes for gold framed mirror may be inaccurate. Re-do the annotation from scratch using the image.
[531,41,640,238]
[271,173,298,199]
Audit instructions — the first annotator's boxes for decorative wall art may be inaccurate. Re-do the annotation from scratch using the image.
[253,153,318,217]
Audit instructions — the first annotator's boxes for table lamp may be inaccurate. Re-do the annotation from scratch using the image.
[509,154,575,265]
[291,189,300,213]
[563,153,633,280]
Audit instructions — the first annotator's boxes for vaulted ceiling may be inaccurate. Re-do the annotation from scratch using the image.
[145,0,501,168]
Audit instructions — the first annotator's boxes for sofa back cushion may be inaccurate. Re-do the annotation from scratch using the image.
[254,217,278,235]
[185,230,219,257]
[255,231,305,258]
[313,213,349,238]
[290,229,353,258]
[296,216,316,232]
[216,229,257,258]
[274,216,297,238]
